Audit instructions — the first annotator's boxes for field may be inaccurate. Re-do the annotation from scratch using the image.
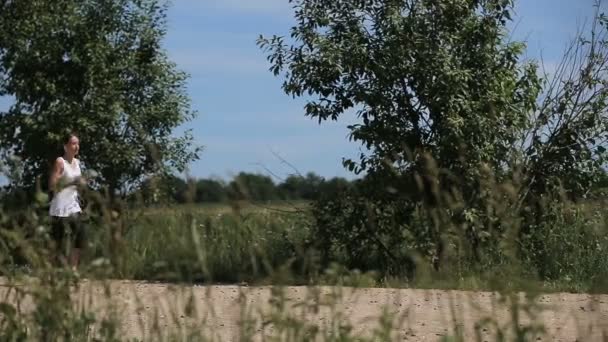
[2,0,608,339]
[1,200,608,341]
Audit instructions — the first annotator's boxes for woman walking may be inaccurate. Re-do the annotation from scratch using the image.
[48,132,87,270]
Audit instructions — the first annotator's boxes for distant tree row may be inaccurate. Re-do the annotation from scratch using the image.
[130,172,355,205]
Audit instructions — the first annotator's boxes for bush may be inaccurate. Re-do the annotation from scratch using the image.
[520,199,608,288]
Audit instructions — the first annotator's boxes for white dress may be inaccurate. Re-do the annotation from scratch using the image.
[49,157,82,217]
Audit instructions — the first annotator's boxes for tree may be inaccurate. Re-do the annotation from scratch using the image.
[258,0,539,270]
[258,0,540,203]
[130,173,190,205]
[228,172,278,202]
[278,172,324,200]
[195,178,228,203]
[278,175,307,200]
[0,0,200,197]
[318,176,352,199]
[520,6,608,200]
[259,0,608,274]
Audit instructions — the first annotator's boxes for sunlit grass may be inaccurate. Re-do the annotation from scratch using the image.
[1,187,608,340]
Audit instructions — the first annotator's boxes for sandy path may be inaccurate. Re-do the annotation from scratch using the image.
[2,279,608,341]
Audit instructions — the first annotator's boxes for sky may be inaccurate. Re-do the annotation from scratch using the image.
[163,0,601,181]
[0,0,604,183]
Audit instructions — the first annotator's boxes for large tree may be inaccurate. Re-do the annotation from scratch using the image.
[258,0,541,203]
[258,0,608,273]
[0,0,200,196]
[259,0,608,204]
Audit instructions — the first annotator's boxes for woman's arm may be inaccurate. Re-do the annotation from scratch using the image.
[49,157,64,193]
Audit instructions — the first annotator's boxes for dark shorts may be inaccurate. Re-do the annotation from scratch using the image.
[51,214,87,250]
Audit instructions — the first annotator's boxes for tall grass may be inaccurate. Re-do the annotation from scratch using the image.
[101,203,312,283]
[49,195,608,292]
[1,183,608,340]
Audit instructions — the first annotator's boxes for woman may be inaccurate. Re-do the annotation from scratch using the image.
[48,132,87,270]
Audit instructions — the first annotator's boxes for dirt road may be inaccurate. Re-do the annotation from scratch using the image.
[3,279,608,341]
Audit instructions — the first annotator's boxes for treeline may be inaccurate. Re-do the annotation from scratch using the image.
[131,172,355,204]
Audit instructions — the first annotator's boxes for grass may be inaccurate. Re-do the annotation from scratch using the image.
[74,199,608,294]
[1,198,608,340]
[86,201,314,284]
[134,200,311,216]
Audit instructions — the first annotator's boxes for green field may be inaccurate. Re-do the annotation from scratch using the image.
[55,198,605,294]
[1,199,608,341]
[84,201,314,284]
[2,0,608,338]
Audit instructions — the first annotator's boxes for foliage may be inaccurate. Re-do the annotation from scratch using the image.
[520,199,608,286]
[128,171,358,205]
[194,177,228,203]
[311,183,419,279]
[228,172,279,202]
[521,6,608,199]
[259,0,608,274]
[0,0,608,340]
[0,177,607,341]
[259,0,539,188]
[0,0,200,196]
[278,172,324,200]
[131,173,193,205]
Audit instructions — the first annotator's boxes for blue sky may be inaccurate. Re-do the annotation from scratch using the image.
[163,0,360,181]
[164,0,600,180]
[0,0,603,182]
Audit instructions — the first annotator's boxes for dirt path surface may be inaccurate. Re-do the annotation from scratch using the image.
[3,279,608,341]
